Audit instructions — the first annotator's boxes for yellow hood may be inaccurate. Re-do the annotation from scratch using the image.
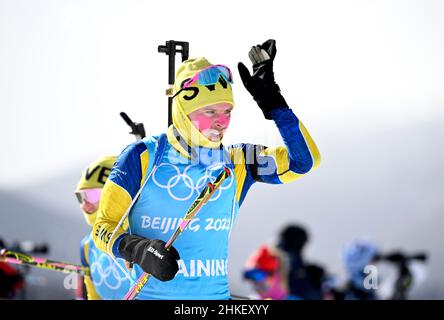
[76,155,116,226]
[172,57,234,149]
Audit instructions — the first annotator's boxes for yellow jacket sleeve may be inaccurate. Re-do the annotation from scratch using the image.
[93,141,149,257]
[84,275,101,300]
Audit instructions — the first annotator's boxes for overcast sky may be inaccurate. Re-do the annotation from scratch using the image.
[1,0,443,187]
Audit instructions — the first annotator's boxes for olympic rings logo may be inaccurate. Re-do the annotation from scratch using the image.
[152,163,233,202]
[89,250,130,290]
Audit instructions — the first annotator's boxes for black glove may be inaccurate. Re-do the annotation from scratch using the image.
[238,39,289,120]
[118,235,180,282]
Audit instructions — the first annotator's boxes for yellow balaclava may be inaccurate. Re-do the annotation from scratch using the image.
[76,155,117,226]
[170,57,235,150]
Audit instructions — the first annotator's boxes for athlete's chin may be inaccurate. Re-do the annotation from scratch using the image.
[205,131,225,142]
[200,128,226,142]
[208,135,223,142]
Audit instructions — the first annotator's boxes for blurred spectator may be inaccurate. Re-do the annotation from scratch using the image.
[243,224,327,300]
[341,239,379,300]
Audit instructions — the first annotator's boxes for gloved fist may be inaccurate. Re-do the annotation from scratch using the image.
[118,235,180,282]
[238,39,289,120]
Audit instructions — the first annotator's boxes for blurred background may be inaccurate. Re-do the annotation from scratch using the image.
[0,0,443,299]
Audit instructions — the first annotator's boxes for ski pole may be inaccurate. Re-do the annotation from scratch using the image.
[123,167,231,300]
[0,249,90,276]
[157,40,189,127]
